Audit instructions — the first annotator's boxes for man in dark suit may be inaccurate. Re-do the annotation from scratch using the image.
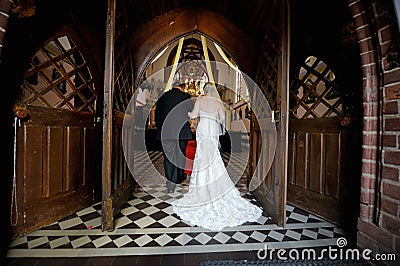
[155,82,193,193]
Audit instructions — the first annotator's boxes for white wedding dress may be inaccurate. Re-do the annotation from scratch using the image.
[171,96,262,231]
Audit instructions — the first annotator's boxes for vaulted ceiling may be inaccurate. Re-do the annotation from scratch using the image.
[123,0,275,42]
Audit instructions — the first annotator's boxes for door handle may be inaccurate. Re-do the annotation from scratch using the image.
[13,104,28,119]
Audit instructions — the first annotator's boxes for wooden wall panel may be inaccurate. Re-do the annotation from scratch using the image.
[84,127,97,186]
[325,133,340,198]
[64,126,82,190]
[288,117,346,224]
[14,122,99,237]
[44,126,64,196]
[295,132,307,187]
[309,133,324,193]
[25,126,43,203]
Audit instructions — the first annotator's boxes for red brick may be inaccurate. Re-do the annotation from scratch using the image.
[381,198,399,216]
[383,135,397,147]
[382,213,400,236]
[383,101,398,114]
[359,39,375,58]
[358,26,369,41]
[361,52,376,68]
[363,134,378,146]
[348,1,363,17]
[361,191,374,204]
[385,118,400,131]
[382,166,399,181]
[363,65,379,78]
[0,12,9,27]
[362,147,377,160]
[361,175,375,190]
[380,27,393,44]
[381,42,392,57]
[384,151,400,165]
[357,231,380,254]
[358,218,393,249]
[362,161,376,175]
[376,14,392,29]
[364,119,378,131]
[359,203,373,219]
[383,182,400,201]
[363,86,379,102]
[386,84,400,100]
[353,14,368,30]
[364,103,379,116]
[0,0,13,13]
[384,69,400,85]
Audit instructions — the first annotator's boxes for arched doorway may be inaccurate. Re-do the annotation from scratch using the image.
[101,1,289,230]
[11,28,103,238]
[132,31,257,188]
[135,26,289,227]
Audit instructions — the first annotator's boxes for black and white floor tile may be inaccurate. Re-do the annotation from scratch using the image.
[6,151,345,258]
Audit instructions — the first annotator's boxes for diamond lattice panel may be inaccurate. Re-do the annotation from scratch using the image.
[289,56,343,119]
[21,35,97,113]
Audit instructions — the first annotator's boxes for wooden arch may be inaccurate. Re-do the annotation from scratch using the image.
[130,8,258,88]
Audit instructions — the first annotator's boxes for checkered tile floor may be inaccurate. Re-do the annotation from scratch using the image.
[7,151,345,258]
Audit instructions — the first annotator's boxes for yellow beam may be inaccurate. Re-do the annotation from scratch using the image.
[201,35,215,85]
[164,37,184,91]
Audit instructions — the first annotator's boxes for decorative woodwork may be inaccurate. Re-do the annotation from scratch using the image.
[101,0,135,231]
[12,31,101,238]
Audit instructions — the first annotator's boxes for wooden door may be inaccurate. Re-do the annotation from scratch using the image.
[249,0,289,227]
[287,56,358,225]
[101,0,136,231]
[11,30,102,238]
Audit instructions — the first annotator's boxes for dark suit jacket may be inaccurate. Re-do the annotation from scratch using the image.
[155,87,193,140]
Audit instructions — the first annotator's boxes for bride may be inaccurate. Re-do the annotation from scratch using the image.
[171,82,262,231]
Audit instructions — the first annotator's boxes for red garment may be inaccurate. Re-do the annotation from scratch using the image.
[184,140,196,174]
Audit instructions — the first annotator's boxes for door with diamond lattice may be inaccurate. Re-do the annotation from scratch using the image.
[287,55,359,225]
[11,29,102,238]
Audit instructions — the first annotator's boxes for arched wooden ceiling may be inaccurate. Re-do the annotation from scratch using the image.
[129,8,265,85]
[123,0,276,43]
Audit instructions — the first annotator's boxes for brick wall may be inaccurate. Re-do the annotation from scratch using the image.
[348,0,400,260]
[0,0,13,59]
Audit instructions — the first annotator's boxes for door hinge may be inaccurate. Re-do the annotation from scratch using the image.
[94,116,101,125]
[272,110,280,123]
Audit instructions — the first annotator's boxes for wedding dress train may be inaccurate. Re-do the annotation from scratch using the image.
[171,110,262,231]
